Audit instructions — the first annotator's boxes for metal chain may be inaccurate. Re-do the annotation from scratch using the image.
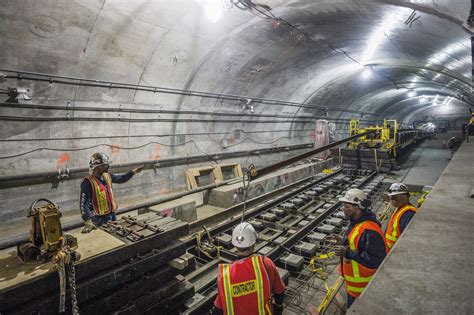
[67,261,80,315]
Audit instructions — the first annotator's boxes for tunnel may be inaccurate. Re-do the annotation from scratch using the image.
[0,1,473,314]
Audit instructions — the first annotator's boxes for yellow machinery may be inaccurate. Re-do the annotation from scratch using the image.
[17,198,78,263]
[349,118,399,156]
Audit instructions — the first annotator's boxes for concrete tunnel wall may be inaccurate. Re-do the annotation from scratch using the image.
[0,0,472,222]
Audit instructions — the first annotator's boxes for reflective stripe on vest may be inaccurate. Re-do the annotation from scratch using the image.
[348,224,373,284]
[87,173,116,216]
[385,205,417,249]
[251,256,266,315]
[222,264,235,315]
[342,221,387,297]
[221,256,268,315]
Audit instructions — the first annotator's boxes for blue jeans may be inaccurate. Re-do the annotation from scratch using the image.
[91,212,116,226]
[347,294,356,309]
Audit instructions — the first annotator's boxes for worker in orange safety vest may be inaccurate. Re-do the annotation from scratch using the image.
[330,189,388,309]
[213,222,286,315]
[80,152,144,233]
[385,183,417,249]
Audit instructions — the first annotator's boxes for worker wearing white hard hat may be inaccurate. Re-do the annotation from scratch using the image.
[333,189,388,309]
[385,183,417,249]
[214,222,285,315]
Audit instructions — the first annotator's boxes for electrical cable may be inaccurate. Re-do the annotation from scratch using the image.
[0,128,316,142]
[0,70,377,115]
[0,115,316,124]
[0,139,218,162]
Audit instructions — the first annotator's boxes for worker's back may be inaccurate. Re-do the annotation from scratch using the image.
[215,255,285,315]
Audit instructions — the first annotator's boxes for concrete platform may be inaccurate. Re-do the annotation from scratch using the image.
[389,132,458,187]
[207,159,333,208]
[349,140,474,314]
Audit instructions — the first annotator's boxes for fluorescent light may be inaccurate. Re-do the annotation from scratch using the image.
[407,90,417,97]
[200,0,223,23]
[362,12,399,64]
[362,69,372,79]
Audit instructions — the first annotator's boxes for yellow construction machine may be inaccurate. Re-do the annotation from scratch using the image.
[348,119,399,156]
[17,198,78,263]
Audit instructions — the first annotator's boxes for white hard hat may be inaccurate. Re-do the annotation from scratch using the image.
[339,189,369,208]
[232,222,257,248]
[388,183,409,196]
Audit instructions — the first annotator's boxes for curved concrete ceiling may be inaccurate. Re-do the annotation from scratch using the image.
[0,0,472,167]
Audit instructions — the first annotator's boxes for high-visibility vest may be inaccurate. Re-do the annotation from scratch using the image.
[338,221,388,298]
[217,255,273,315]
[385,204,417,249]
[86,173,117,216]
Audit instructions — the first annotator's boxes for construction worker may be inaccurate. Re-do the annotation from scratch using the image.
[333,189,388,308]
[385,183,417,249]
[213,222,286,315]
[80,153,144,233]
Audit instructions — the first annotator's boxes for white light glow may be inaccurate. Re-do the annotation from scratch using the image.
[407,90,417,97]
[362,69,372,79]
[361,12,399,64]
[420,96,427,103]
[433,94,440,104]
[200,0,223,23]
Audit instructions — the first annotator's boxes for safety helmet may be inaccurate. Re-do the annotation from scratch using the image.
[339,189,370,208]
[89,153,110,171]
[387,183,409,196]
[232,222,257,249]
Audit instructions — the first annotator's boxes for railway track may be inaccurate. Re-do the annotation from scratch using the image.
[181,167,386,314]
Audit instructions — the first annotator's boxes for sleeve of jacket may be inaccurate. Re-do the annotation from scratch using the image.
[109,171,133,184]
[399,210,415,233]
[263,256,286,295]
[80,179,93,221]
[345,229,387,269]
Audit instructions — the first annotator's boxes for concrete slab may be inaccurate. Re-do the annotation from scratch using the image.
[207,160,333,208]
[195,204,225,221]
[148,198,197,223]
[349,140,474,314]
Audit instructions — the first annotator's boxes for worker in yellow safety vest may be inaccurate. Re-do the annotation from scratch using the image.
[332,189,388,308]
[385,183,417,249]
[80,153,144,233]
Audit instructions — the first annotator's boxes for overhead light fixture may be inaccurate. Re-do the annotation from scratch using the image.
[200,0,223,23]
[362,69,372,79]
[419,96,427,103]
[407,90,417,97]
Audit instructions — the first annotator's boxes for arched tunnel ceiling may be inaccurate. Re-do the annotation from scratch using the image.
[0,0,472,127]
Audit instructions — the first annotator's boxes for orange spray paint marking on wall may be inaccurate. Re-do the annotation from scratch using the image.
[155,144,161,159]
[56,153,70,166]
[110,145,120,155]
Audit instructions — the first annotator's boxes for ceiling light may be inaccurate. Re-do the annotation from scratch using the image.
[362,69,372,79]
[419,96,427,103]
[407,90,417,98]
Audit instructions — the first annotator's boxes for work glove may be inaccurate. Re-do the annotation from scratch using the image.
[326,234,343,245]
[273,303,283,315]
[81,219,97,234]
[131,165,145,175]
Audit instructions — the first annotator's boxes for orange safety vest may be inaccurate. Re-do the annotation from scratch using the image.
[217,255,273,315]
[338,221,388,298]
[385,204,417,249]
[86,173,117,216]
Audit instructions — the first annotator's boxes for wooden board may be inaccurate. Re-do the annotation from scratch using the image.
[0,229,124,291]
